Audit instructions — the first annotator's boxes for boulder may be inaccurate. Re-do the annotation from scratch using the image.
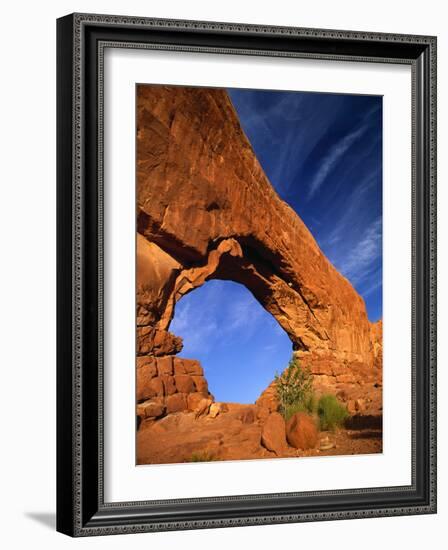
[261,412,288,455]
[286,412,318,450]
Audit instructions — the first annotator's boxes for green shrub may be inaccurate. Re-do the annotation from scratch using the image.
[282,402,305,422]
[275,356,314,420]
[317,394,348,431]
[304,392,318,414]
[282,393,318,421]
[189,451,216,462]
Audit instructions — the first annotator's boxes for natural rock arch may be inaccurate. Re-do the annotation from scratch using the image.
[135,84,382,411]
[157,235,315,352]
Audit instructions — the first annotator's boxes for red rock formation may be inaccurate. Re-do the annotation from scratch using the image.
[137,356,212,421]
[135,84,382,417]
[370,319,383,370]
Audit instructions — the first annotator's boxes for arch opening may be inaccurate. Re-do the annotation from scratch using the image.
[169,279,293,404]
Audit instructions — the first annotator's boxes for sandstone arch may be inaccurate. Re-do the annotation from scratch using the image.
[136,84,382,410]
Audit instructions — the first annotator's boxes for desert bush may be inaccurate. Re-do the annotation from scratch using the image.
[275,356,314,420]
[282,393,318,421]
[189,451,216,462]
[304,392,318,414]
[317,394,348,431]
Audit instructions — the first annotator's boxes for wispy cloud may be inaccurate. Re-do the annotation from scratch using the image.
[169,278,293,402]
[263,344,276,352]
[226,293,263,332]
[320,169,379,248]
[170,280,268,358]
[338,218,382,284]
[228,89,383,321]
[170,300,218,355]
[361,277,382,298]
[307,125,369,200]
[228,90,321,197]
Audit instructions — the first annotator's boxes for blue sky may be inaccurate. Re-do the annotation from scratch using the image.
[170,280,291,403]
[170,88,383,403]
[228,88,383,321]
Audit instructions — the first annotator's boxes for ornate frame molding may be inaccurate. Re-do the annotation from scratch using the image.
[57,13,437,537]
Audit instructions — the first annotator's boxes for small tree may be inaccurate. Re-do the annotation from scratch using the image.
[275,356,314,418]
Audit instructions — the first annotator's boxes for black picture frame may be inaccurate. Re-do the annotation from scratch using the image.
[56,13,437,537]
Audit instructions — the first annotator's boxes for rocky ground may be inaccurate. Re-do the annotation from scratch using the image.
[137,403,382,465]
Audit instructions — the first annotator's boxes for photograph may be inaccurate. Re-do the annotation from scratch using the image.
[135,84,383,465]
[53,8,437,537]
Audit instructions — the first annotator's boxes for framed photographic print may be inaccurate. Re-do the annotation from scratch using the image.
[56,13,437,536]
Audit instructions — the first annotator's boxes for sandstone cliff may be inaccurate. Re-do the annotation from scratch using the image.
[135,85,382,412]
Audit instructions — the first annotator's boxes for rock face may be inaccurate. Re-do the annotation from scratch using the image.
[370,320,383,370]
[137,356,212,421]
[135,85,382,418]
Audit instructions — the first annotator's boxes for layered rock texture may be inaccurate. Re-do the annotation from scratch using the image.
[136,85,382,431]
[136,356,212,420]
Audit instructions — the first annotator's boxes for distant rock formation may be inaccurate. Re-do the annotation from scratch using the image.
[135,85,382,415]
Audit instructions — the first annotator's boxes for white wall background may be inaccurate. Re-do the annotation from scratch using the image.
[0,0,445,548]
